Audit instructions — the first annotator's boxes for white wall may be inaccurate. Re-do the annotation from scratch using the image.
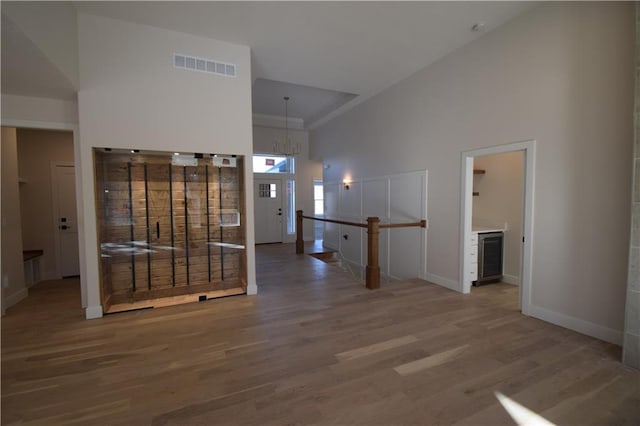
[17,129,75,281]
[1,94,78,125]
[1,1,78,87]
[1,127,27,312]
[473,151,524,284]
[77,13,255,318]
[252,125,322,242]
[311,3,633,341]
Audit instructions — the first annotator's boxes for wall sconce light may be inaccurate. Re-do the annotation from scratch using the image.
[343,177,352,191]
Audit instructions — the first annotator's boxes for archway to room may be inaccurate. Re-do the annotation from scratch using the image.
[460,140,535,314]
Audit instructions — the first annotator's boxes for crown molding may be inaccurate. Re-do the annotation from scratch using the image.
[252,113,305,130]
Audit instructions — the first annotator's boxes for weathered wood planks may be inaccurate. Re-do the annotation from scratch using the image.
[94,151,246,312]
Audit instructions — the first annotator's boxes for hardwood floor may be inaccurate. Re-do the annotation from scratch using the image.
[2,243,639,425]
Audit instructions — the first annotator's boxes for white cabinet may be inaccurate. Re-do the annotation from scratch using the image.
[469,232,478,281]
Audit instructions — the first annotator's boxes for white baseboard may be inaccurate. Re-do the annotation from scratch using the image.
[3,288,28,310]
[323,241,339,251]
[423,272,460,292]
[502,274,520,286]
[341,258,364,280]
[527,304,622,346]
[85,305,103,319]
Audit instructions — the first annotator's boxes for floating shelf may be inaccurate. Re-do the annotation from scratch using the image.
[473,170,484,196]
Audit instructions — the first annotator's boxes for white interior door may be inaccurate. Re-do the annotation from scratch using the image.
[254,178,283,244]
[54,165,80,277]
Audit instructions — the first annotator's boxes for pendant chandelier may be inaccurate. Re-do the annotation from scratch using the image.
[273,96,300,157]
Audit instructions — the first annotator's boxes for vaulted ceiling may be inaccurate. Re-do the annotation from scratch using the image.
[1,1,535,128]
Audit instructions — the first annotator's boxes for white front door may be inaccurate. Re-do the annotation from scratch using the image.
[54,165,80,277]
[254,178,283,244]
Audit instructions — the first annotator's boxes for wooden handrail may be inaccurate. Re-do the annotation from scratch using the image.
[301,215,367,228]
[296,210,427,290]
[301,215,426,230]
[380,220,427,229]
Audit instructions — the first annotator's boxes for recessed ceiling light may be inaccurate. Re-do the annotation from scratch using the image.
[471,22,486,32]
[174,152,180,156]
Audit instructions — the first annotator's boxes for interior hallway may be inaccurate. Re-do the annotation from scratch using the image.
[2,243,639,425]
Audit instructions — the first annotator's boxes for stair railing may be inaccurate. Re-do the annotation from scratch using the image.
[296,210,427,290]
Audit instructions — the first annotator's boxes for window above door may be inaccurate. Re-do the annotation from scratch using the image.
[252,155,294,174]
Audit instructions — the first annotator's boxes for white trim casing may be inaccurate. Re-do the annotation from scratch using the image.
[460,140,536,315]
[85,305,103,320]
[1,118,90,315]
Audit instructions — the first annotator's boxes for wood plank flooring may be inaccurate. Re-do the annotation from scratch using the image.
[2,242,639,425]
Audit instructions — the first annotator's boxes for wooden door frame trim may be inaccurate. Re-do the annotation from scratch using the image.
[460,140,536,315]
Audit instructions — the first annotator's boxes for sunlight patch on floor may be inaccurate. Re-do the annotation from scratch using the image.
[495,391,556,426]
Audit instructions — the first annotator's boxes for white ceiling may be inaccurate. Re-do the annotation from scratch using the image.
[2,1,536,127]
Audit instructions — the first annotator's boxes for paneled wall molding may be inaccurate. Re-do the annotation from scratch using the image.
[323,170,428,282]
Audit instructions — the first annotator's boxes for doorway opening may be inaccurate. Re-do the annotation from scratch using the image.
[252,154,296,245]
[460,140,535,314]
[3,124,85,315]
[16,130,80,281]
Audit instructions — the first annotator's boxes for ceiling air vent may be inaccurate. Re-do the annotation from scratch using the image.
[173,53,237,78]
